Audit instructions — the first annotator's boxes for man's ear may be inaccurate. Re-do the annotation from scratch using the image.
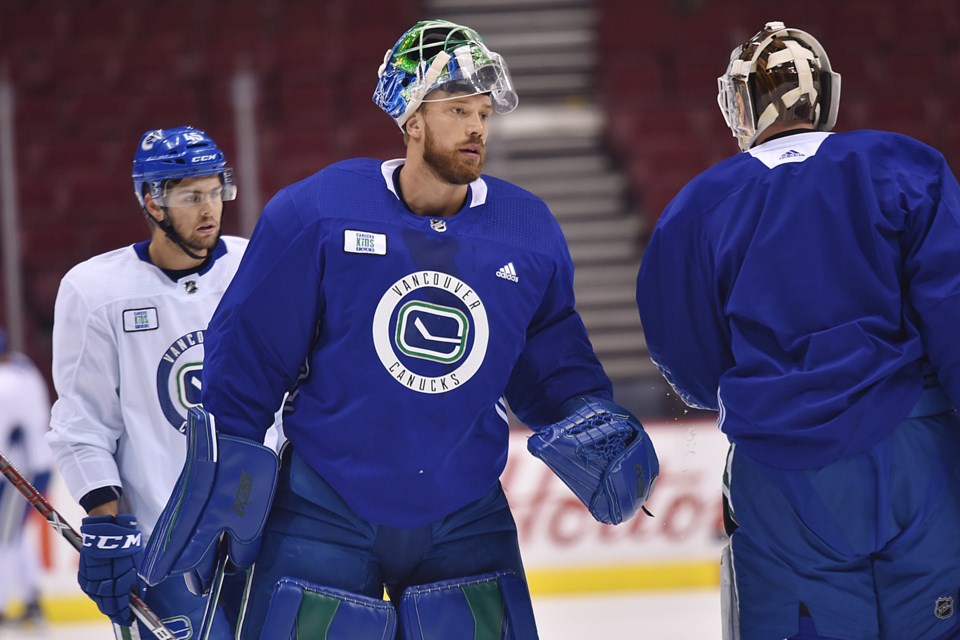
[143,193,165,223]
[405,110,423,141]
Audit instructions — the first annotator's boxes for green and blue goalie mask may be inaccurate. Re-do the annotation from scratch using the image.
[374,20,519,130]
[717,21,841,152]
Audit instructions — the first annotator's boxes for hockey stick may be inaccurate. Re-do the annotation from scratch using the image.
[0,450,176,640]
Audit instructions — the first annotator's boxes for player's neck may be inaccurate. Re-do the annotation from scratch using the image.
[148,232,208,271]
[397,158,468,218]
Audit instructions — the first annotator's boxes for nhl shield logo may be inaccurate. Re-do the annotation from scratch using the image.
[935,596,955,620]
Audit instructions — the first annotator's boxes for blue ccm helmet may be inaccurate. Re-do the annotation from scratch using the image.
[374,20,518,130]
[132,126,237,208]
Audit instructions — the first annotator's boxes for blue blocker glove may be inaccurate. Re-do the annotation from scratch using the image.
[79,514,145,626]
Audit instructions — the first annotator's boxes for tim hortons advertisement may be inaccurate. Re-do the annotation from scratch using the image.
[504,420,730,592]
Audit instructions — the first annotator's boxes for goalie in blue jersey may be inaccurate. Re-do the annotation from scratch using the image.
[141,20,658,639]
[637,21,960,640]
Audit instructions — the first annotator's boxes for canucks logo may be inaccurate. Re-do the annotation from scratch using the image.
[373,271,488,394]
[156,331,205,432]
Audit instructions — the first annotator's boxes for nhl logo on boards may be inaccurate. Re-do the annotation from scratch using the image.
[430,219,447,233]
[935,597,955,620]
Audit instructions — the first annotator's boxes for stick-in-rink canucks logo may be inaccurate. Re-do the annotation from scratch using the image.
[373,271,489,394]
[156,330,205,432]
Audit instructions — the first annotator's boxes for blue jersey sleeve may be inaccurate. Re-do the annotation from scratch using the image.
[636,204,732,411]
[202,189,325,440]
[505,240,612,428]
[900,145,960,407]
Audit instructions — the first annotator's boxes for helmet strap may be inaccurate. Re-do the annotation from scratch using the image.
[141,206,213,262]
[396,51,451,129]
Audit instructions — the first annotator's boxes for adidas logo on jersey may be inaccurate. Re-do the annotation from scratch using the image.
[779,149,805,160]
[496,262,519,283]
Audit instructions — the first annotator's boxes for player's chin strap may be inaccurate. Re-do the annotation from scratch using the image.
[141,207,215,262]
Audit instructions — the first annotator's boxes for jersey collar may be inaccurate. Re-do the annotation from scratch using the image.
[380,159,489,208]
[133,238,228,281]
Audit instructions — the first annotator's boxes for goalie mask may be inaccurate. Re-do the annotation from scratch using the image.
[374,19,518,130]
[718,21,841,151]
[132,126,237,208]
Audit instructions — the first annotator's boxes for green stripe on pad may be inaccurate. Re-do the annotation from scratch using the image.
[297,591,341,639]
[462,580,504,640]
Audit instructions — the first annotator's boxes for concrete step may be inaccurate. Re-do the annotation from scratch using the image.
[497,103,604,137]
[510,74,593,97]
[574,262,642,287]
[559,215,642,243]
[434,7,595,35]
[569,239,639,264]
[501,51,597,75]
[549,194,626,220]
[590,330,648,354]
[501,132,603,156]
[500,154,610,180]
[514,172,627,200]
[599,355,659,381]
[575,281,639,307]
[484,29,594,53]
[579,306,643,330]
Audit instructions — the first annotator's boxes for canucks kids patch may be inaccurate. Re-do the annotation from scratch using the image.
[344,229,387,255]
[123,307,159,332]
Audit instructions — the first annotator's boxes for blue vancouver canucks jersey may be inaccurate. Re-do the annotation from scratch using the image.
[637,130,960,469]
[203,158,611,527]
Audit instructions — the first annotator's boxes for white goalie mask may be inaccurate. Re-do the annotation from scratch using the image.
[717,21,841,151]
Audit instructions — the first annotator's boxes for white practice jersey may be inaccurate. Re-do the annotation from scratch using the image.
[47,236,248,539]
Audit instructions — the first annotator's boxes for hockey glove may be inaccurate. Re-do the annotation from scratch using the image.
[528,396,659,525]
[78,513,145,626]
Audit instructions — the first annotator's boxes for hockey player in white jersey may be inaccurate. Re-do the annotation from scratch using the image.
[637,21,960,640]
[0,328,53,628]
[46,126,247,639]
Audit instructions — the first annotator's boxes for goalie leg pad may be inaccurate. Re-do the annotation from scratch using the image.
[260,577,397,640]
[140,406,280,589]
[527,396,659,525]
[399,570,538,640]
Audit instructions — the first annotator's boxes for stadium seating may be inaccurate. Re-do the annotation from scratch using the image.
[0,0,957,376]
[594,0,960,233]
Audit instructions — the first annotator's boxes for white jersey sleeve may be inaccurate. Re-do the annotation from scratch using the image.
[47,273,125,499]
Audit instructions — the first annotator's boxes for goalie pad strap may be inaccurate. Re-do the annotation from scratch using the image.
[140,406,279,587]
[261,577,398,640]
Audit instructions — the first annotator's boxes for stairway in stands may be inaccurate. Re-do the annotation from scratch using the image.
[425,0,658,409]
